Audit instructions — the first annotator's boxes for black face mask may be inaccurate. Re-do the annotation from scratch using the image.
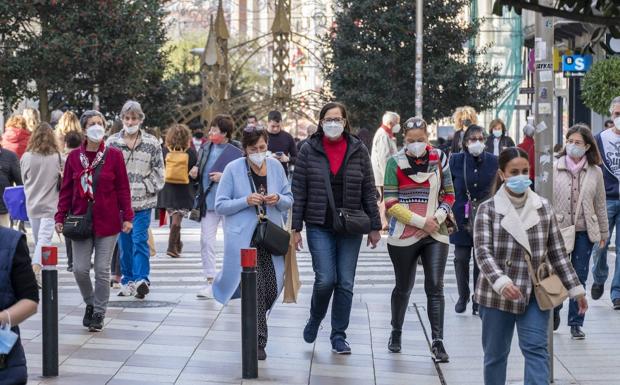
[462,119,472,128]
[193,132,204,139]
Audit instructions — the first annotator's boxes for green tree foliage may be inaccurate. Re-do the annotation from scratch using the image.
[325,0,504,127]
[0,0,173,126]
[582,57,620,116]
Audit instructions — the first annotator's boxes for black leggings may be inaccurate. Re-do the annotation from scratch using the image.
[388,237,448,340]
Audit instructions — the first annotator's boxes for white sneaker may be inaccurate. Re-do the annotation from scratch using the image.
[196,285,214,299]
[118,282,136,297]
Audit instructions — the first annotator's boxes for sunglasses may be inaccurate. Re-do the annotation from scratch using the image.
[244,124,265,133]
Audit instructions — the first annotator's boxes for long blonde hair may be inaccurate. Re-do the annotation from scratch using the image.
[5,115,27,130]
[56,111,82,136]
[23,108,40,132]
[453,106,479,131]
[27,122,60,155]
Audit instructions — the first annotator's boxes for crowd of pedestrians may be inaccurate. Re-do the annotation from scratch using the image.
[2,96,620,385]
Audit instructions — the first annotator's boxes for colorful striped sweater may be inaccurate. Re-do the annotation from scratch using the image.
[384,147,455,246]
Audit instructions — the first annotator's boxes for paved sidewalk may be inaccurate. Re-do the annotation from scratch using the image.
[19,221,620,385]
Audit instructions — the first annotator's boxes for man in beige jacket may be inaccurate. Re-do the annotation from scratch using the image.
[371,111,400,230]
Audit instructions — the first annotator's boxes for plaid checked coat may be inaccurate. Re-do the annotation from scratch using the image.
[473,186,585,314]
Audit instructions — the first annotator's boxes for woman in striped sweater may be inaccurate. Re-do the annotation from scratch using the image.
[384,117,455,362]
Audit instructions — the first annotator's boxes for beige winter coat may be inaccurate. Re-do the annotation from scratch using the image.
[553,156,609,244]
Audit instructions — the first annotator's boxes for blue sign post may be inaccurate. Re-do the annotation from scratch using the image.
[562,54,593,78]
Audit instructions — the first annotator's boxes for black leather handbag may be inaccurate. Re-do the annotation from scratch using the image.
[322,163,371,235]
[246,161,290,256]
[62,150,107,241]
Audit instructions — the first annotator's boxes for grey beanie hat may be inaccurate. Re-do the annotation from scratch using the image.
[79,110,106,129]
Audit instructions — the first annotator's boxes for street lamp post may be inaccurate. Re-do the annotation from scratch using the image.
[415,0,423,118]
[533,1,556,382]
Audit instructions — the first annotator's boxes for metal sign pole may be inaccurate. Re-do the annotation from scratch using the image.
[533,2,555,382]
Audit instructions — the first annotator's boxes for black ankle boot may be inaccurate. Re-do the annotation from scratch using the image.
[431,340,449,363]
[388,330,402,353]
[455,296,469,313]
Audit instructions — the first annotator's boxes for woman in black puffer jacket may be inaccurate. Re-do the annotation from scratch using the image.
[292,102,381,355]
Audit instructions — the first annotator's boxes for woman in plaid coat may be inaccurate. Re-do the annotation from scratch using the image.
[474,147,587,385]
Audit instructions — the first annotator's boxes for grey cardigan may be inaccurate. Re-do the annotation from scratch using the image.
[20,152,63,218]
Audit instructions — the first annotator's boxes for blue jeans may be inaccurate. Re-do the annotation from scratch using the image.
[568,232,593,326]
[592,200,620,300]
[479,295,550,385]
[306,224,363,341]
[119,209,151,285]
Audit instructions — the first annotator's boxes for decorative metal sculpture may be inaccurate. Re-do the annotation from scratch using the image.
[175,0,328,128]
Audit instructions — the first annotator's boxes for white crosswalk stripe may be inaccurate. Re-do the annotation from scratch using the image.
[53,224,462,292]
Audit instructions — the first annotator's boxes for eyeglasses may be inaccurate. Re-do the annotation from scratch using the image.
[321,118,346,124]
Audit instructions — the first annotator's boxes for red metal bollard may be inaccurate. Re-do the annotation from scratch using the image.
[41,246,58,377]
[241,248,258,379]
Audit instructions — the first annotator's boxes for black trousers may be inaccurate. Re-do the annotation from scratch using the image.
[453,246,480,302]
[388,237,448,340]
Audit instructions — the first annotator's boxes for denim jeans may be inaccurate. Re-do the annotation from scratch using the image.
[119,209,151,285]
[567,231,593,326]
[592,200,620,300]
[479,295,550,385]
[306,224,363,341]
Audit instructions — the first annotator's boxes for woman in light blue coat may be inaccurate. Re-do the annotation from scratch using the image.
[213,126,293,360]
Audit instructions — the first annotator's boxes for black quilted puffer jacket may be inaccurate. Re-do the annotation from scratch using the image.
[291,132,381,232]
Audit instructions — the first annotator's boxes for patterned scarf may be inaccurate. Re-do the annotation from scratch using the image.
[79,142,106,200]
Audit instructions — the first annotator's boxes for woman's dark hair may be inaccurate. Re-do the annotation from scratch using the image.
[558,123,602,166]
[242,127,269,149]
[462,124,485,153]
[211,114,234,139]
[493,147,529,193]
[317,102,352,135]
[64,131,83,150]
[402,117,428,135]
[489,118,506,135]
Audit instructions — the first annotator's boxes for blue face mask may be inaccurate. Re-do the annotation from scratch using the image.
[505,175,532,194]
[0,320,18,355]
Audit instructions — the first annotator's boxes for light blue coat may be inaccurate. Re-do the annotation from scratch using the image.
[212,157,293,305]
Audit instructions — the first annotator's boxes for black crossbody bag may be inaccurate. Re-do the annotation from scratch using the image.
[322,161,371,235]
[63,150,108,240]
[247,161,290,256]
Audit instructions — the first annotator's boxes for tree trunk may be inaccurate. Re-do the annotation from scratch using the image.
[37,81,50,123]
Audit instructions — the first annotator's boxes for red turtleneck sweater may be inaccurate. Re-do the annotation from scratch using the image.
[323,135,348,175]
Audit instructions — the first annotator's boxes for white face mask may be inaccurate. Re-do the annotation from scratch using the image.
[566,143,587,159]
[249,152,267,167]
[406,142,427,157]
[124,124,140,135]
[614,116,620,130]
[493,130,502,138]
[323,121,344,139]
[391,123,401,134]
[468,140,485,156]
[86,124,105,143]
